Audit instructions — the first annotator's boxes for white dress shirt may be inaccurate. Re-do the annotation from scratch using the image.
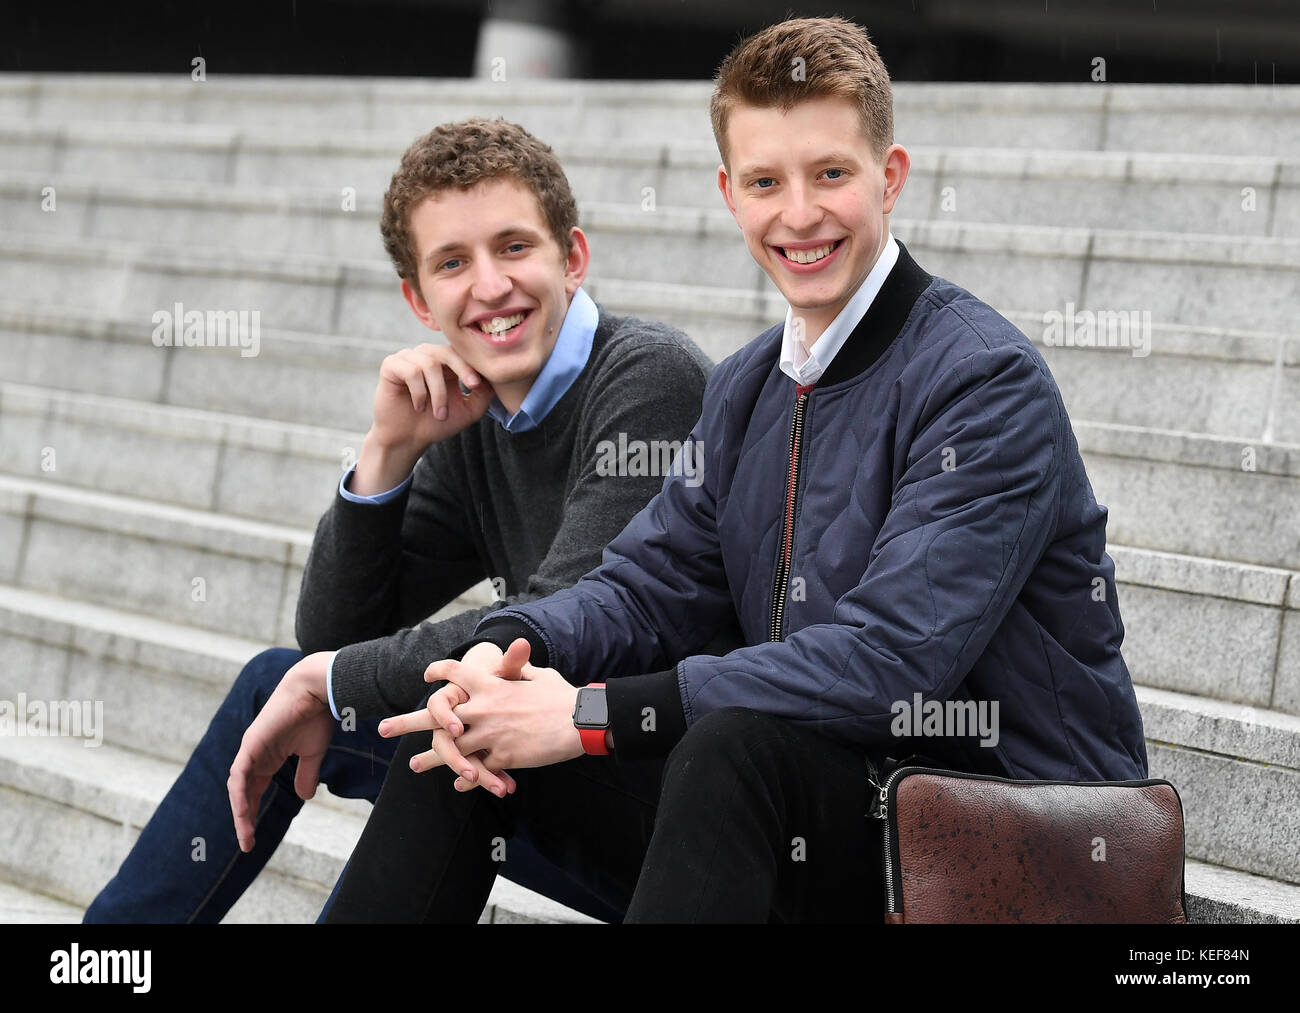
[778,232,899,385]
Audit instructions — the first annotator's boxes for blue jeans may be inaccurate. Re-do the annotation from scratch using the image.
[83,647,623,923]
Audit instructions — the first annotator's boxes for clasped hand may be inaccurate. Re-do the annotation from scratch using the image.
[377,638,583,796]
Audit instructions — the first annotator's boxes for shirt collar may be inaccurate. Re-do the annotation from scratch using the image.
[486,286,598,433]
[778,232,900,386]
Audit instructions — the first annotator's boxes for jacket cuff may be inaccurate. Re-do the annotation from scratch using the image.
[466,616,550,668]
[606,668,687,760]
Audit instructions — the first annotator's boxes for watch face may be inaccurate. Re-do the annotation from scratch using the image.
[574,687,608,728]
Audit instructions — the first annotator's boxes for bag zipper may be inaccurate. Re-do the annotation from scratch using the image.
[770,384,813,642]
[866,756,909,915]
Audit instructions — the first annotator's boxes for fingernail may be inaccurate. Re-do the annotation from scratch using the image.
[462,768,474,780]
[437,406,448,420]
[378,720,388,734]
[451,723,462,736]
[458,378,472,397]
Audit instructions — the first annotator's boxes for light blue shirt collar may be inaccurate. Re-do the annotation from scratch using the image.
[486,286,598,433]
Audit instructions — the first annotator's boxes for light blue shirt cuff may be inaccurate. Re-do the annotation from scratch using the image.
[338,464,413,505]
[325,653,343,722]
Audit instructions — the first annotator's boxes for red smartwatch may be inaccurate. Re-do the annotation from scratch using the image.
[572,683,610,755]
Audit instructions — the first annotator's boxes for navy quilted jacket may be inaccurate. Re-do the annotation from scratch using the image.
[478,244,1148,782]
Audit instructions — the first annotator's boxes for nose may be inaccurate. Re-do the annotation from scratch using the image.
[780,181,824,234]
[469,258,512,303]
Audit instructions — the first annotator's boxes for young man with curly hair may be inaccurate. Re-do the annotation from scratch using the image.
[84,117,713,923]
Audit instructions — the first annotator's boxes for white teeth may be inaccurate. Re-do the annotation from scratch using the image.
[478,312,525,335]
[783,243,835,264]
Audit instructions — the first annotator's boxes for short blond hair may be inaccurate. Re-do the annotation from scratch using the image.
[710,16,894,166]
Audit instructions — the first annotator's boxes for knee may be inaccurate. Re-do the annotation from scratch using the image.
[663,707,791,781]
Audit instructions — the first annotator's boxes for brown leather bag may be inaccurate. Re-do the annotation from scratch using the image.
[868,763,1189,924]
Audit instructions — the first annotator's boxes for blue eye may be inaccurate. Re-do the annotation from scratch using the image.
[441,258,463,271]
[824,168,845,180]
[753,178,776,189]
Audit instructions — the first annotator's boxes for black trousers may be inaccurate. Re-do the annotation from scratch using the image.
[324,707,884,923]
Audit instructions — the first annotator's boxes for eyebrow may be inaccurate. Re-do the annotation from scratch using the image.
[736,152,863,176]
[423,225,546,269]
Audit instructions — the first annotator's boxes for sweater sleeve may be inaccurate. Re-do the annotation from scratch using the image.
[324,332,712,720]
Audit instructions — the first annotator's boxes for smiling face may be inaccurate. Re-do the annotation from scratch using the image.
[401,176,589,414]
[718,95,909,342]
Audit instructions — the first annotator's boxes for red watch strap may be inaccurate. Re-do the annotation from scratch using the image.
[579,683,609,755]
[579,727,610,755]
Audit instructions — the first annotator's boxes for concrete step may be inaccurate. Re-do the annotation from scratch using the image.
[1139,684,1300,885]
[1113,546,1299,717]
[0,381,363,530]
[0,301,383,432]
[1,76,1297,156]
[2,221,1297,354]
[2,300,1295,445]
[1078,422,1300,570]
[0,878,85,923]
[1183,859,1300,924]
[0,473,311,645]
[0,733,592,923]
[5,138,1295,237]
[3,381,1299,568]
[0,582,492,769]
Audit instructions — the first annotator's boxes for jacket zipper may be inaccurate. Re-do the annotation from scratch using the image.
[770,385,813,642]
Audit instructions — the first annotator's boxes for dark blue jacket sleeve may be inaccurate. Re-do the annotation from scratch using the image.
[485,344,1063,756]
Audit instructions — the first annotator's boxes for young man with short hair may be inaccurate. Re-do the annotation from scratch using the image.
[324,17,1147,923]
[83,117,713,923]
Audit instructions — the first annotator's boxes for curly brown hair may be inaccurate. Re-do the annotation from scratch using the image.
[381,118,578,287]
[710,16,894,167]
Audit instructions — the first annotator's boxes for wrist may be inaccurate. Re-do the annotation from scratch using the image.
[294,651,335,709]
[350,430,422,497]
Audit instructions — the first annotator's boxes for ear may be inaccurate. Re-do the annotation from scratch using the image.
[401,278,440,332]
[717,163,740,222]
[561,226,592,297]
[880,144,911,215]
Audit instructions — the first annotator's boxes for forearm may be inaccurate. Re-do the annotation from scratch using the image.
[295,483,415,653]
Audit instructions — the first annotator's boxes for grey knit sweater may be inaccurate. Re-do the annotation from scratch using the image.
[295,309,713,719]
